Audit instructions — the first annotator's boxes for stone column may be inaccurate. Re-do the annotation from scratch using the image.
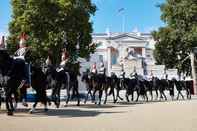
[190,52,197,94]
[142,47,146,58]
[107,47,112,76]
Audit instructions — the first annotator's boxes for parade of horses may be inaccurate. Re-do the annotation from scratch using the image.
[0,44,194,115]
[1,0,197,131]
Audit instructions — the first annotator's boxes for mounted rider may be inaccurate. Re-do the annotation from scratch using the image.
[14,33,30,107]
[91,62,97,74]
[56,49,69,73]
[14,33,30,83]
[98,61,106,84]
[55,49,70,86]
[98,61,105,75]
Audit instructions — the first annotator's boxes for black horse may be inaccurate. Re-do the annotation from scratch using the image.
[89,73,105,105]
[173,79,191,100]
[44,64,80,107]
[0,49,49,115]
[81,71,94,103]
[29,65,51,113]
[82,71,111,105]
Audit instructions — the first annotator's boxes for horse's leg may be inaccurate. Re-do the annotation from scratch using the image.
[6,94,13,115]
[103,87,108,104]
[5,84,13,115]
[65,84,70,106]
[9,95,14,115]
[180,91,184,100]
[155,89,159,100]
[43,92,48,112]
[117,89,123,101]
[188,88,191,99]
[145,91,148,102]
[51,85,57,105]
[176,91,180,100]
[98,89,103,105]
[159,90,163,100]
[74,83,80,106]
[135,90,140,102]
[89,89,93,100]
[126,90,130,102]
[163,91,167,101]
[150,89,153,101]
[84,89,90,104]
[29,101,37,114]
[13,89,19,110]
[21,87,28,107]
[40,88,48,112]
[131,90,134,101]
[57,85,61,108]
[112,88,116,103]
[186,89,191,99]
[92,89,96,103]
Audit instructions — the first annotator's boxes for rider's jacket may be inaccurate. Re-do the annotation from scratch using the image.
[98,66,105,75]
[14,47,28,60]
[56,60,68,72]
[91,68,97,74]
[120,71,125,78]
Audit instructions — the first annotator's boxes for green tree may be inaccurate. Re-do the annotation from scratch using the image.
[7,0,96,66]
[153,0,197,75]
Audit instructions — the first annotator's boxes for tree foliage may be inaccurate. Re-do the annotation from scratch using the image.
[152,0,197,75]
[7,0,96,65]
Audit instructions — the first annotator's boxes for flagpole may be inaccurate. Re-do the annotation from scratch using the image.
[122,14,125,32]
[118,8,125,33]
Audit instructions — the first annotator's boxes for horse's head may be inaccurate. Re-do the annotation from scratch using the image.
[0,50,12,74]
[0,49,10,64]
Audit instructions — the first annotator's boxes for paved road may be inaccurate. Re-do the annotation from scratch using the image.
[0,96,197,131]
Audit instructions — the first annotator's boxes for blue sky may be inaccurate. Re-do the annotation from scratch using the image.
[0,0,166,36]
[91,0,166,33]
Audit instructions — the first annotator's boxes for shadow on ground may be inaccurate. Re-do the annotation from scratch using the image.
[0,107,125,118]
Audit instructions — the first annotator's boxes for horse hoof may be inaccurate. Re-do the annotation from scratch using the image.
[56,104,60,108]
[7,111,13,116]
[29,109,34,114]
[22,102,28,107]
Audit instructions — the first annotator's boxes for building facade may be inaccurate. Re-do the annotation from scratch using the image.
[86,32,157,77]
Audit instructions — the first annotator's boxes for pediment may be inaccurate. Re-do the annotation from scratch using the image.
[107,33,145,42]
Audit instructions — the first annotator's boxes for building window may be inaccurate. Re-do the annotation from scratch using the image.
[146,54,151,57]
[99,55,103,62]
[111,51,118,65]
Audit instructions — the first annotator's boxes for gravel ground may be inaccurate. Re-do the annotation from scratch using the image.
[0,96,197,131]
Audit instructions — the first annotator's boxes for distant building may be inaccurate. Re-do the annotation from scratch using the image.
[80,31,165,77]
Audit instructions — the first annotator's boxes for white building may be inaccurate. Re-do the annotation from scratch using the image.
[79,31,177,79]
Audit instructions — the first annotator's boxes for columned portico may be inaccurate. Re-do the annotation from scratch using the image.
[142,47,146,58]
[88,32,159,77]
[107,47,112,76]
